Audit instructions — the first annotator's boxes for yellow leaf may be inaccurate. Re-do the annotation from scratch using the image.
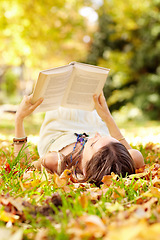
[141,191,153,198]
[150,187,160,198]
[53,172,67,187]
[80,214,106,238]
[67,214,106,238]
[152,176,160,188]
[0,210,19,223]
[107,221,145,240]
[60,169,72,180]
[105,201,124,213]
[139,222,160,240]
[129,171,150,179]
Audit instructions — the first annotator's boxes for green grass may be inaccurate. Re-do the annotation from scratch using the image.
[0,112,45,138]
[1,111,160,146]
[0,141,159,239]
[0,112,160,239]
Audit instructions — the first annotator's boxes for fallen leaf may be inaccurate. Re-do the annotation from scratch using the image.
[78,192,89,208]
[106,221,144,240]
[35,228,48,240]
[105,201,124,213]
[68,214,106,239]
[152,176,160,188]
[129,171,150,179]
[4,162,11,173]
[59,169,72,180]
[101,175,113,187]
[0,210,19,223]
[0,228,23,240]
[53,172,67,187]
[111,187,125,199]
[150,187,160,198]
[10,229,23,240]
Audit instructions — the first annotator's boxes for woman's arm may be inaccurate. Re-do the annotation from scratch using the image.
[14,95,43,159]
[93,93,144,168]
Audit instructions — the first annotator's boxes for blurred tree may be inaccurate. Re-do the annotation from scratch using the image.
[0,0,88,69]
[131,0,160,119]
[0,0,93,102]
[87,0,160,119]
[1,69,18,96]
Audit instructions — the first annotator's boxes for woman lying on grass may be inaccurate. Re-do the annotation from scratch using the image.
[14,92,144,186]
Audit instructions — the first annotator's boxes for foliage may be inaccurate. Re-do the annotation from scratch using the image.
[131,0,160,119]
[87,0,160,119]
[1,69,18,96]
[0,0,93,102]
[0,0,89,69]
[0,139,160,239]
[0,111,160,239]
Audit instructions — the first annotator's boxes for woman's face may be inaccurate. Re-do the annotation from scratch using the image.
[81,133,118,175]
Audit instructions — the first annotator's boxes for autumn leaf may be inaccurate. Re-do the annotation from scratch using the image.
[59,169,72,180]
[101,175,113,187]
[150,187,160,198]
[4,162,11,173]
[0,228,23,240]
[68,214,106,239]
[78,192,89,208]
[53,172,67,187]
[35,228,48,240]
[0,210,19,223]
[1,129,160,239]
[111,187,125,199]
[105,201,124,213]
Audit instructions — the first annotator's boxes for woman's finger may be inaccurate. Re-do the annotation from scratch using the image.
[93,94,100,107]
[99,92,108,108]
[31,97,44,109]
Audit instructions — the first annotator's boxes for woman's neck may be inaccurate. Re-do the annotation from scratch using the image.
[60,133,88,157]
[59,142,77,156]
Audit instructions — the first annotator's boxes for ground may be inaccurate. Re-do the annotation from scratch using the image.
[0,111,160,239]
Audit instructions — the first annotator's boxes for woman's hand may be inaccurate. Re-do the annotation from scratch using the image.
[16,94,43,120]
[93,92,111,121]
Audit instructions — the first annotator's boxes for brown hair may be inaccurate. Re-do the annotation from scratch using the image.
[60,145,83,174]
[61,142,135,186]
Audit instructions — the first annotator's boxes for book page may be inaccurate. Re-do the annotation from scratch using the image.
[70,61,110,73]
[33,65,73,112]
[62,65,109,111]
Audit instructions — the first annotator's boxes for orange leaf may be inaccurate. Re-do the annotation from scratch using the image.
[152,176,160,188]
[112,187,125,199]
[101,175,113,187]
[150,187,160,198]
[53,172,67,187]
[78,193,89,208]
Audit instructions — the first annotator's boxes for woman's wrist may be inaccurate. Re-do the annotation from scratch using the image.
[15,113,25,123]
[15,114,26,138]
[13,136,27,145]
[102,112,113,124]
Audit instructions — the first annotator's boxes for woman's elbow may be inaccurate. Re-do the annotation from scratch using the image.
[128,149,145,169]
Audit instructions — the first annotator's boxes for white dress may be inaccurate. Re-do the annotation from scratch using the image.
[38,107,110,157]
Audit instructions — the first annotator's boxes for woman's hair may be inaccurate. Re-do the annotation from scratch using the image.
[60,146,83,174]
[61,142,135,186]
[83,142,135,186]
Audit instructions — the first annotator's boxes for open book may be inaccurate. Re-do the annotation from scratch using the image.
[31,62,110,112]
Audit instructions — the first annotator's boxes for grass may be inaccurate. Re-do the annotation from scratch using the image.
[1,111,160,144]
[0,111,160,239]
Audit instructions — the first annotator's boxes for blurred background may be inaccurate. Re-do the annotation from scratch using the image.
[0,0,160,123]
